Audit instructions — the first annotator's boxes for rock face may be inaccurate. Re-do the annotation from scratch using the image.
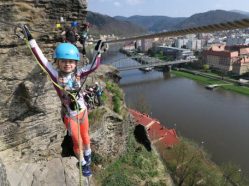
[0,0,87,45]
[0,159,10,186]
[0,1,130,185]
[0,0,87,25]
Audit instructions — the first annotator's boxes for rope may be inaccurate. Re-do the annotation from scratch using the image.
[77,109,84,186]
[76,52,99,98]
[105,18,249,43]
[2,17,249,44]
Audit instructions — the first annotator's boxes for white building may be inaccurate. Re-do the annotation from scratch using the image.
[156,46,194,60]
[186,39,202,50]
[175,38,189,48]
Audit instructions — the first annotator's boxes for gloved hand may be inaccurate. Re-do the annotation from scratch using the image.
[95,40,108,52]
[95,40,102,51]
[102,43,109,52]
[21,25,33,41]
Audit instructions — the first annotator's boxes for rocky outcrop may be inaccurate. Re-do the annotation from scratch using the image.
[0,159,10,186]
[91,107,127,157]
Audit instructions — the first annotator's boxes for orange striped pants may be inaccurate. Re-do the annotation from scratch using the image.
[63,110,90,155]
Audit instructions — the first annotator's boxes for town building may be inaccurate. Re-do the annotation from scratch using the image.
[203,44,249,75]
[156,46,194,60]
[141,39,153,52]
[232,58,249,75]
[186,39,202,50]
[175,38,188,48]
[122,41,136,51]
[226,36,249,46]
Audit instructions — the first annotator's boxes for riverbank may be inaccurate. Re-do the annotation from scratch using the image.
[172,69,249,96]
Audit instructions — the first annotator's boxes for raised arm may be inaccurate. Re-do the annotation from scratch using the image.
[22,25,58,80]
[78,40,107,78]
[78,52,101,78]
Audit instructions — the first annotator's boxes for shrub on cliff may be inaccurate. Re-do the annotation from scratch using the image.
[106,81,123,113]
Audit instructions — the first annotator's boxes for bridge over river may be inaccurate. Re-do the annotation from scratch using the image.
[110,54,196,71]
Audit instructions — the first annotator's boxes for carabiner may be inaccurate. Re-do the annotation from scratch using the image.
[14,24,25,40]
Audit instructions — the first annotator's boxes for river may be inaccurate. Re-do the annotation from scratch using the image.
[102,52,249,177]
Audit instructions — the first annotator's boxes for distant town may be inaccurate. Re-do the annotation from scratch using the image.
[98,28,249,76]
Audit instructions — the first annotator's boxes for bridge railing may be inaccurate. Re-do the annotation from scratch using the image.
[111,55,195,71]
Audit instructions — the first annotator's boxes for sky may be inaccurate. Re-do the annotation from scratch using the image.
[88,0,249,17]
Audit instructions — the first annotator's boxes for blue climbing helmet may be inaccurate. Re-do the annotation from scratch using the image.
[71,21,78,27]
[53,43,80,61]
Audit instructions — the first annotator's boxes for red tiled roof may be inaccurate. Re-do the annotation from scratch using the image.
[161,135,179,147]
[129,109,179,146]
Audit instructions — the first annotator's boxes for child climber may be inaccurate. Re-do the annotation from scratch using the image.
[20,25,106,177]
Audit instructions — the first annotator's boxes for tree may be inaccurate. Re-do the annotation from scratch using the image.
[173,142,202,186]
[203,64,209,72]
[147,48,154,57]
[221,162,249,186]
[164,140,222,186]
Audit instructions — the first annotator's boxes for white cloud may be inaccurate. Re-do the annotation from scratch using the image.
[95,0,113,2]
[89,0,145,7]
[114,1,121,7]
[214,3,222,9]
[126,0,144,6]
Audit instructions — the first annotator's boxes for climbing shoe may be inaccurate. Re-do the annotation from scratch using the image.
[84,154,91,166]
[82,164,92,177]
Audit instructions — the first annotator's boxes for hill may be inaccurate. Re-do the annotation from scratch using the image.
[175,10,249,29]
[230,10,249,16]
[114,10,249,32]
[87,11,147,37]
[115,15,186,32]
